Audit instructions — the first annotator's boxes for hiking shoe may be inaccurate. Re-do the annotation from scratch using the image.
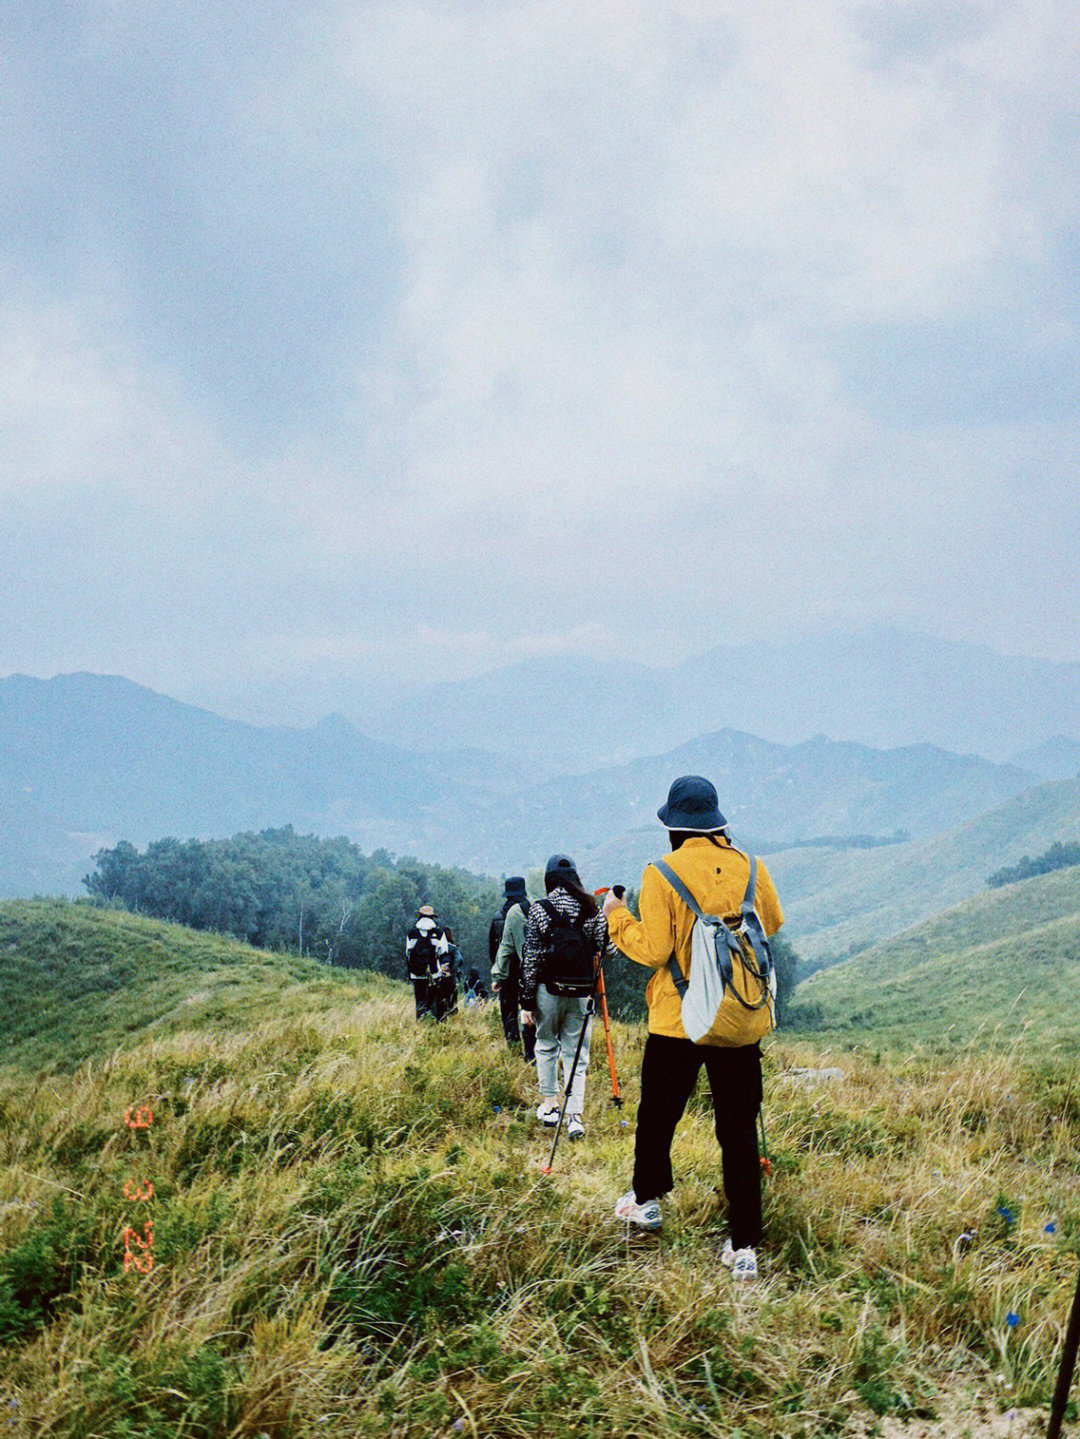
[614,1191,662,1230]
[721,1240,758,1280]
[567,1114,585,1141]
[536,1101,560,1126]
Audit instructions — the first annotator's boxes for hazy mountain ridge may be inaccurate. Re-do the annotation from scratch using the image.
[762,775,1080,965]
[0,673,520,891]
[1011,735,1080,781]
[493,729,1036,876]
[361,625,1080,769]
[1,672,1045,910]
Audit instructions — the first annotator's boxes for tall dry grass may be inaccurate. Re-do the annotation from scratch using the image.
[1,991,1077,1438]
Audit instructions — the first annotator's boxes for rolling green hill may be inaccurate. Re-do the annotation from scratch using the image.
[0,901,1077,1436]
[766,774,1080,965]
[0,899,376,1073]
[794,863,1080,1053]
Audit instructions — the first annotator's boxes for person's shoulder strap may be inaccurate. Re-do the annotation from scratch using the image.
[742,855,759,914]
[651,860,700,998]
[652,859,705,919]
[539,897,586,928]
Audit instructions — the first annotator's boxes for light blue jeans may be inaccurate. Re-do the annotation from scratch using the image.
[535,984,592,1112]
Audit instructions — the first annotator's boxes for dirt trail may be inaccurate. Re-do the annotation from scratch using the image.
[848,1387,1048,1438]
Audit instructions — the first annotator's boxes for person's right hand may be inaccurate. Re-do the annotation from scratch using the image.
[492,981,501,994]
[602,887,625,918]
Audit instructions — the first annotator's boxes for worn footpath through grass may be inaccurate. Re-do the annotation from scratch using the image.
[1,982,1078,1438]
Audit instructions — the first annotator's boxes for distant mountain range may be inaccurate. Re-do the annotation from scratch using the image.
[2,669,1070,947]
[500,729,1036,875]
[359,625,1080,772]
[0,673,519,893]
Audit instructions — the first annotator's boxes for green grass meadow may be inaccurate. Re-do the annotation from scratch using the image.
[796,865,1080,1055]
[1,901,1078,1437]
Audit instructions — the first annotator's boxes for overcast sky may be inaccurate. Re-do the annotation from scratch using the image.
[4,0,1078,723]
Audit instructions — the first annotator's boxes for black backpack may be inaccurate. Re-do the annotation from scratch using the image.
[538,900,596,998]
[408,928,439,980]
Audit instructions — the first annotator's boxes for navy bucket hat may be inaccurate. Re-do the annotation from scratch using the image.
[657,775,728,832]
[503,875,527,899]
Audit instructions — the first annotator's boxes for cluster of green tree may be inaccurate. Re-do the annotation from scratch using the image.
[82,828,800,1026]
[83,828,498,980]
[986,839,1080,888]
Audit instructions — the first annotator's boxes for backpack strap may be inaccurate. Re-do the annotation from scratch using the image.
[652,860,740,1000]
[653,859,765,1006]
[652,859,703,920]
[737,856,774,980]
[539,897,586,930]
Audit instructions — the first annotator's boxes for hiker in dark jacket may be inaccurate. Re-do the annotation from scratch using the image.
[490,873,538,1060]
[405,905,453,1021]
[520,854,608,1142]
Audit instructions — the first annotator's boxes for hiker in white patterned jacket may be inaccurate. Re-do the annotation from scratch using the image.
[520,854,609,1142]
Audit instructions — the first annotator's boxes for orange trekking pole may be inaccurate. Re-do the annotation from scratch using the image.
[593,889,623,1107]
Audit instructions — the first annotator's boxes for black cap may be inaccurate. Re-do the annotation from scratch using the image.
[656,775,728,832]
[544,853,582,889]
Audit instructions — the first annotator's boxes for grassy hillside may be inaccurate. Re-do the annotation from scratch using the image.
[0,900,373,1072]
[1,902,1077,1436]
[794,864,1080,1053]
[766,775,1080,965]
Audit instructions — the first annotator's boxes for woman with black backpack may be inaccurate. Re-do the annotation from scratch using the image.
[520,854,609,1142]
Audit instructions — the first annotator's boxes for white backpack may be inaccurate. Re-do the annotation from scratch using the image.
[653,855,777,1045]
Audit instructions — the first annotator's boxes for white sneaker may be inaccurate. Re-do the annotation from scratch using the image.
[721,1239,758,1280]
[614,1191,662,1230]
[567,1114,585,1141]
[536,1101,560,1126]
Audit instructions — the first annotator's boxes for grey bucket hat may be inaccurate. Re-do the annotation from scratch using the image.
[657,775,728,832]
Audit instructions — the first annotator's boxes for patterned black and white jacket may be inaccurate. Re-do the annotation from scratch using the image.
[520,887,610,1010]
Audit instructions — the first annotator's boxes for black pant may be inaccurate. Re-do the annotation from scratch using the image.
[499,977,521,1043]
[498,975,537,1060]
[433,976,457,1020]
[632,1033,763,1249]
[413,979,435,1021]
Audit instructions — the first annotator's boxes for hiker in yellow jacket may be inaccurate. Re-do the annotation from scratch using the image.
[603,775,784,1281]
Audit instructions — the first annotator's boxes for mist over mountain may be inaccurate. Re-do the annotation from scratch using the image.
[1010,735,1080,781]
[0,669,1049,937]
[360,625,1080,771]
[0,673,519,893]
[489,729,1035,877]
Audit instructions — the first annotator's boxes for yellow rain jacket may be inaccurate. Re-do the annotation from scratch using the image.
[607,835,785,1044]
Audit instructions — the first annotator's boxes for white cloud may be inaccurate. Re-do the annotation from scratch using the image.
[2,0,1078,708]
